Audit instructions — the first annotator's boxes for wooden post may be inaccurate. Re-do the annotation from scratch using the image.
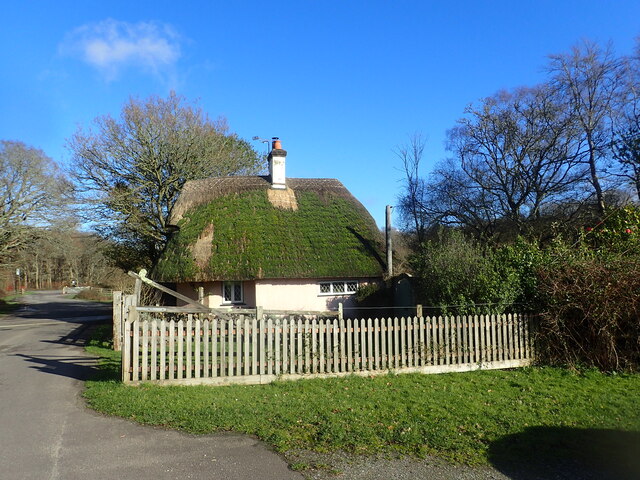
[112,291,123,351]
[198,286,204,304]
[338,302,343,321]
[128,270,209,312]
[133,278,142,306]
[115,294,135,353]
[131,308,140,382]
[416,304,423,318]
[256,306,264,320]
[121,305,137,383]
[386,205,393,277]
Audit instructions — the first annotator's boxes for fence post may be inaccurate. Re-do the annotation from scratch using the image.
[256,306,264,320]
[133,278,142,306]
[112,291,122,351]
[122,304,138,383]
[125,294,136,334]
[416,304,423,318]
[198,287,204,304]
[338,302,343,321]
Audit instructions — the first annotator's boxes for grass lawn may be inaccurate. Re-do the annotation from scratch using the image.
[84,326,640,469]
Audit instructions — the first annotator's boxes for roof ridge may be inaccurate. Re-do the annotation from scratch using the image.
[171,176,348,225]
[182,175,343,185]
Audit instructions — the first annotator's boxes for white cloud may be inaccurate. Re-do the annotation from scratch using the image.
[60,19,182,81]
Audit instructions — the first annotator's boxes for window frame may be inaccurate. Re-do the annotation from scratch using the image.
[318,280,359,296]
[222,281,244,305]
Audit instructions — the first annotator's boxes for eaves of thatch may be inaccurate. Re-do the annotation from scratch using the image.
[155,176,386,282]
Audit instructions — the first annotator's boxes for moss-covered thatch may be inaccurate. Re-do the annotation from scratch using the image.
[155,177,385,282]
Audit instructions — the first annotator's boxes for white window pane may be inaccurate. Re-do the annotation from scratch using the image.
[333,282,345,293]
[223,284,232,301]
[234,283,242,301]
[320,283,330,293]
[346,281,358,293]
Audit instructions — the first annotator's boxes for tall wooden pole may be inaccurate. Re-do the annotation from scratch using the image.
[386,205,393,277]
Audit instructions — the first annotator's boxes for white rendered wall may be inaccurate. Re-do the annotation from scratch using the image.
[255,278,370,311]
[177,281,256,308]
[177,278,376,312]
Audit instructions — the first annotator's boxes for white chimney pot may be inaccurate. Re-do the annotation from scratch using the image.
[269,138,286,189]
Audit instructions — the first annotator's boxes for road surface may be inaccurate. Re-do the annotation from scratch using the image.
[0,291,301,480]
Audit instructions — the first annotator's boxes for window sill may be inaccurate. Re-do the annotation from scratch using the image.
[318,293,355,297]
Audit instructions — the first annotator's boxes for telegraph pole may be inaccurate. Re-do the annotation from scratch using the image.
[386,205,393,277]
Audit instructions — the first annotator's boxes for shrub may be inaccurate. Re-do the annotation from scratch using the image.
[582,205,640,255]
[75,288,112,302]
[410,230,522,315]
[535,248,640,371]
[406,207,640,371]
[532,208,640,371]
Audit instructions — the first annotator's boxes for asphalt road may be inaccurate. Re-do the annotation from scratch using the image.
[0,291,301,480]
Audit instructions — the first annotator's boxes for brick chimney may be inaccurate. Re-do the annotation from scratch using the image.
[268,137,286,189]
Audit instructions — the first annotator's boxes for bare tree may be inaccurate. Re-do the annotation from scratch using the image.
[0,141,71,265]
[422,158,501,237]
[547,40,625,215]
[8,227,132,289]
[433,85,587,236]
[396,133,429,244]
[68,92,263,270]
[612,40,640,200]
[613,124,640,199]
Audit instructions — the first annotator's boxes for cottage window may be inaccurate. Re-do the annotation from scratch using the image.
[319,281,358,295]
[222,281,243,304]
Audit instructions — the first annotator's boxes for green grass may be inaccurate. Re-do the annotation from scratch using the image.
[0,294,21,315]
[84,328,640,467]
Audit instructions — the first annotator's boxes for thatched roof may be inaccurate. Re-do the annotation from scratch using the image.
[155,176,385,282]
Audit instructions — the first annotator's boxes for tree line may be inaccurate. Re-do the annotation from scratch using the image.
[399,39,640,243]
[0,92,262,292]
[394,38,640,371]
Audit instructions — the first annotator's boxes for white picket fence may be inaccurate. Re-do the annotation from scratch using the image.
[121,309,535,385]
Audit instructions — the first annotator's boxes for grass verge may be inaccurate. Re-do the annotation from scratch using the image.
[74,289,113,303]
[0,295,21,315]
[84,327,640,468]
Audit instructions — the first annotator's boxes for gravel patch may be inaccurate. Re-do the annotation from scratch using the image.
[283,448,638,480]
[284,450,509,480]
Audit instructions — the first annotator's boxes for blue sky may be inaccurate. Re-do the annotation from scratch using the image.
[1,1,639,227]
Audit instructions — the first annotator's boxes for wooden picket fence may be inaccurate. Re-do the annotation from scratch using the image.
[121,308,535,385]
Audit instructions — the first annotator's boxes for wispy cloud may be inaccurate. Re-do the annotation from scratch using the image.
[60,19,182,82]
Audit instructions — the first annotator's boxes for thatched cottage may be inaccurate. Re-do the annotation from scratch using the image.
[155,138,385,311]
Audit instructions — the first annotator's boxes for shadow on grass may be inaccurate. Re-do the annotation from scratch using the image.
[0,298,20,315]
[89,355,121,382]
[84,324,122,382]
[488,426,640,480]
